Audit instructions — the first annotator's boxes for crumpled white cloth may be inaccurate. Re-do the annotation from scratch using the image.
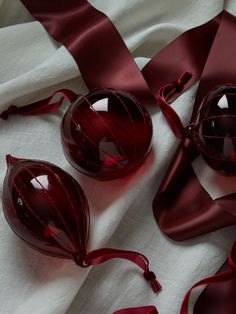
[1,1,236,314]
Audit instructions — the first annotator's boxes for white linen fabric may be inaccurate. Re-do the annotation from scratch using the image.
[1,1,236,314]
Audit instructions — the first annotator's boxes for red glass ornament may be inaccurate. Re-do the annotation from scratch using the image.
[157,75,236,175]
[3,155,89,260]
[61,89,153,180]
[2,155,161,293]
[196,85,236,174]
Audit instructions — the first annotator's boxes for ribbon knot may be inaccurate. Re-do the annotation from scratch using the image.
[143,270,162,293]
[72,249,88,268]
[143,270,156,281]
[0,105,18,120]
[181,124,195,139]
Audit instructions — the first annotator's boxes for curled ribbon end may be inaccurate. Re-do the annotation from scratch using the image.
[143,270,162,293]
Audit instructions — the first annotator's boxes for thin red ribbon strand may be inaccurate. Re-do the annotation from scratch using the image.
[0,89,77,120]
[83,248,161,293]
[113,306,158,314]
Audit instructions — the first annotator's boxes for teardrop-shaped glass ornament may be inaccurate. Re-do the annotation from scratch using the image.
[61,89,153,180]
[3,155,89,261]
[2,155,161,293]
[196,85,236,174]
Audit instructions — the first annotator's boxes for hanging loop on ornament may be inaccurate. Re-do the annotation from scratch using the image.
[172,72,193,93]
[0,89,78,120]
[157,71,192,139]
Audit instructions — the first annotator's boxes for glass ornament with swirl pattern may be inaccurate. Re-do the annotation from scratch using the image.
[2,155,161,293]
[61,89,153,180]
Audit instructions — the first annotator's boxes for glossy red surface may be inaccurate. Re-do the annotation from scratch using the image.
[2,155,89,261]
[196,85,236,174]
[61,89,153,180]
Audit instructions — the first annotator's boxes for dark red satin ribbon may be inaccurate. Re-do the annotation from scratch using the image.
[1,9,225,121]
[113,306,158,314]
[18,1,224,104]
[181,242,236,314]
[20,0,154,105]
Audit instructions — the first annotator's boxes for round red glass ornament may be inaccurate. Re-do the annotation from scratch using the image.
[61,89,153,180]
[2,155,161,293]
[196,85,236,174]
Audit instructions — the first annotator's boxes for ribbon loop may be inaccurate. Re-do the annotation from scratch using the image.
[172,72,193,92]
[157,71,193,138]
[0,89,78,120]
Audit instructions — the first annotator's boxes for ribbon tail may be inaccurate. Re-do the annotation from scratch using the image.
[150,279,161,293]
[0,89,78,120]
[83,248,162,293]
